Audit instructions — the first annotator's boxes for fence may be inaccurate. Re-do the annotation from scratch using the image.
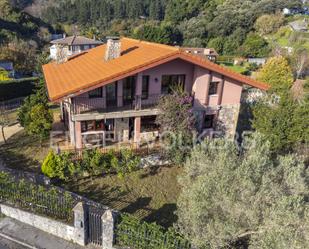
[0,172,75,222]
[0,97,24,112]
[67,142,165,161]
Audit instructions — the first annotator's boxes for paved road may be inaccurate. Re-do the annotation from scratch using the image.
[0,236,27,249]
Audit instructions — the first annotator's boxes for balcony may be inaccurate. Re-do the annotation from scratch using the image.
[71,94,161,115]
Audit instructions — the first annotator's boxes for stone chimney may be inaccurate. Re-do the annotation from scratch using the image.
[105,37,121,61]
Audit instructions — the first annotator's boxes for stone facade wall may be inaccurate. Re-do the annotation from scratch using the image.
[216,104,240,138]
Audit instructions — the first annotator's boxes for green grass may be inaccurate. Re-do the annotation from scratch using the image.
[220,63,249,74]
[61,165,182,227]
[0,129,50,172]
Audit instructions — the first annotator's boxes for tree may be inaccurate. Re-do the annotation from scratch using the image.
[252,92,309,153]
[254,13,285,36]
[26,103,53,142]
[207,37,225,54]
[176,133,309,249]
[18,79,48,127]
[239,33,270,58]
[257,56,294,93]
[156,85,195,164]
[289,46,309,79]
[18,79,52,141]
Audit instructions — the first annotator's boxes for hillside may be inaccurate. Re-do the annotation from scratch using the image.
[41,0,302,52]
[0,0,53,74]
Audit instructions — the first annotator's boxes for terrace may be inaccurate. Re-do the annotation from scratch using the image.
[72,94,161,114]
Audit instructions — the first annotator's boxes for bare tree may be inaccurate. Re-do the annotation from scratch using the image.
[291,47,309,79]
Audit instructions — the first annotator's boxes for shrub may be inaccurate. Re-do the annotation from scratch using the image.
[111,149,141,179]
[41,150,75,181]
[42,148,140,181]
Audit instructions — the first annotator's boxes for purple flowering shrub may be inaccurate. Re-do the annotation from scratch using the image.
[156,85,196,164]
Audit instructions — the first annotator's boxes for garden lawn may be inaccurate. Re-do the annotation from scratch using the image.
[61,165,182,228]
[0,129,50,172]
[0,108,61,171]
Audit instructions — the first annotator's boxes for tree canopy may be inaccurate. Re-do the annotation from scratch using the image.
[257,56,294,93]
[176,133,309,249]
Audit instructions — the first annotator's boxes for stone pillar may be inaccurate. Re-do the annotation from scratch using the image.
[134,117,141,145]
[102,210,117,249]
[75,121,82,149]
[73,202,88,246]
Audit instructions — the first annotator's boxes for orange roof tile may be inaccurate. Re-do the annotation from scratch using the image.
[43,37,269,101]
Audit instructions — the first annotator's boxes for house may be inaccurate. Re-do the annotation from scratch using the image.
[50,33,65,41]
[43,37,268,149]
[49,35,103,61]
[289,19,309,32]
[181,47,219,62]
[0,61,15,78]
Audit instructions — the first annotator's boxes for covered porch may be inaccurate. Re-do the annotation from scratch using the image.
[73,114,160,149]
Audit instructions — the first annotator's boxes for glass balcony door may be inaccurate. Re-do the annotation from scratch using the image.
[106,82,118,108]
[123,76,136,106]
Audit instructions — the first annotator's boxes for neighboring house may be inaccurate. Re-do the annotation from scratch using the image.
[43,37,268,149]
[0,61,15,79]
[247,58,267,66]
[50,33,65,41]
[49,35,103,61]
[289,19,309,32]
[181,47,219,62]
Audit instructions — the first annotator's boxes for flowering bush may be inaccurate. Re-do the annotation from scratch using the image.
[156,85,196,164]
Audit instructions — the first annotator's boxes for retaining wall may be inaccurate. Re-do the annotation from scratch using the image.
[0,203,85,246]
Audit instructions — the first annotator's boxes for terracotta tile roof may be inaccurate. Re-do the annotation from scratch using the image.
[43,37,269,101]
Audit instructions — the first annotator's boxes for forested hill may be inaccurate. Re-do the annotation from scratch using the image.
[0,0,53,74]
[42,0,302,49]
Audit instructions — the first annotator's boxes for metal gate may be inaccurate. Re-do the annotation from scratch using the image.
[87,206,105,246]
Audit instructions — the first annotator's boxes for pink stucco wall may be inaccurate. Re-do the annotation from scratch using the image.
[221,77,243,105]
[142,59,195,94]
[71,58,244,112]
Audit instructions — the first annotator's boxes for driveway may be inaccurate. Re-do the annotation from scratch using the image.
[0,236,28,249]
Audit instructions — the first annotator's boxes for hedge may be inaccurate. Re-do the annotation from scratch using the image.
[0,77,38,101]
[115,213,192,249]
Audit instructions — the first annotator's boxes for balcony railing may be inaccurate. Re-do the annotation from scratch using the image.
[71,94,161,114]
